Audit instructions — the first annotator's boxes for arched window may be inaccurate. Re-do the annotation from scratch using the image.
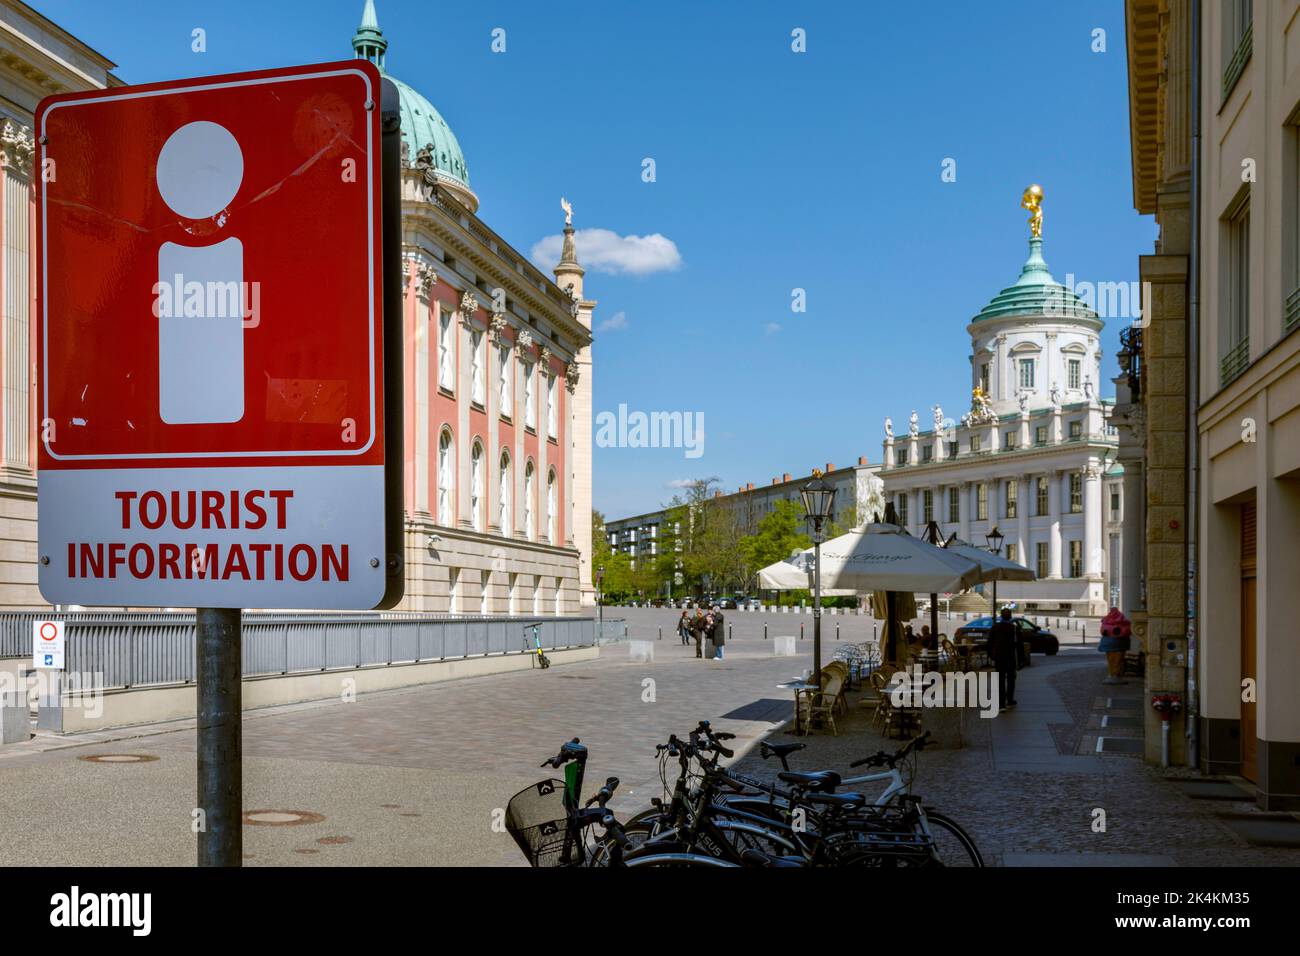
[470,442,484,532]
[499,451,512,534]
[498,343,512,412]
[437,429,454,526]
[546,468,557,542]
[523,461,535,541]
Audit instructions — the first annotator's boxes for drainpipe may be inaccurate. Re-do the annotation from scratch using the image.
[1185,0,1202,769]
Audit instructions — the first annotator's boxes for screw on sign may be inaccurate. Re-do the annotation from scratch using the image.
[34,60,406,868]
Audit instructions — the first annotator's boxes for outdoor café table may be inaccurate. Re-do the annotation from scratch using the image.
[778,680,819,736]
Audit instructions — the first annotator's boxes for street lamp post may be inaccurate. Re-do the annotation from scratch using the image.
[800,471,837,691]
[596,565,605,641]
[985,527,1004,617]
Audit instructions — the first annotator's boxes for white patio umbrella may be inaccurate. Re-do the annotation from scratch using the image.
[755,549,855,595]
[758,524,984,593]
[941,537,1036,583]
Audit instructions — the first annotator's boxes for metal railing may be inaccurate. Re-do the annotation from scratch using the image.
[1,611,597,690]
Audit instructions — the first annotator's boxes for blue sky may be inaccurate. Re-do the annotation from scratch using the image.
[34,0,1156,520]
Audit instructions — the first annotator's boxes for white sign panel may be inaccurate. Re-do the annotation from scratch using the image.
[33,620,64,670]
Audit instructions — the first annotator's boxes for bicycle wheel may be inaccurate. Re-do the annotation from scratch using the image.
[923,811,983,867]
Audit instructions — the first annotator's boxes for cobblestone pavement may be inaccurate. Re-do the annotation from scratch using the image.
[3,616,1292,867]
[730,647,1300,867]
[0,627,818,866]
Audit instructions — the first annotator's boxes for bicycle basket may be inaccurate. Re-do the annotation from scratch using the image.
[505,779,583,867]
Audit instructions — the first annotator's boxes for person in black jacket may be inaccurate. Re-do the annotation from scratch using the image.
[988,608,1019,709]
[710,607,726,659]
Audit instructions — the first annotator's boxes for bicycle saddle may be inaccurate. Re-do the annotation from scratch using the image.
[741,848,807,868]
[777,770,841,792]
[800,791,867,810]
[760,742,806,760]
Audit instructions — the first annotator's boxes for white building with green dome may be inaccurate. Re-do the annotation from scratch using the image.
[352,1,597,613]
[879,191,1125,616]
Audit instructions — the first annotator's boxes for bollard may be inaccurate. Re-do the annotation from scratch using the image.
[764,623,769,640]
[836,623,840,641]
[873,623,877,639]
[800,623,805,640]
[729,624,733,642]
[658,626,662,641]
[1081,622,1086,645]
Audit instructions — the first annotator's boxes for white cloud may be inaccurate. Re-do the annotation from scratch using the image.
[764,322,782,335]
[598,311,628,333]
[531,228,682,276]
[665,478,695,489]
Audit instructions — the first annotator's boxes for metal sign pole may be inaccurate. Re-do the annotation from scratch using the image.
[196,607,242,867]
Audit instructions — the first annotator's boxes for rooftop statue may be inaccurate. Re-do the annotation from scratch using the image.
[884,416,894,439]
[561,197,573,227]
[1021,183,1044,239]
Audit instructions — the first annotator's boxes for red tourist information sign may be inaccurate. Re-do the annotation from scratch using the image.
[35,60,403,609]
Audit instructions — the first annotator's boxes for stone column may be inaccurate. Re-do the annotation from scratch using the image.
[1016,477,1030,567]
[457,290,475,528]
[1,120,33,475]
[1121,457,1145,611]
[958,480,970,541]
[1084,460,1102,577]
[1048,470,1062,578]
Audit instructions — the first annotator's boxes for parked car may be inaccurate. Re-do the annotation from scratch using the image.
[953,616,1060,665]
[716,596,740,609]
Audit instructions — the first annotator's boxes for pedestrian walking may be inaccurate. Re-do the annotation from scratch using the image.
[677,610,691,646]
[711,606,726,660]
[988,607,1019,709]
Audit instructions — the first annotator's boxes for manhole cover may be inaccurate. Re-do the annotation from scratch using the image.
[79,753,159,764]
[317,836,354,846]
[242,809,326,826]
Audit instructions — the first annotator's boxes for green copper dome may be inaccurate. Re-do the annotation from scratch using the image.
[972,237,1097,323]
[350,1,474,206]
[392,77,471,190]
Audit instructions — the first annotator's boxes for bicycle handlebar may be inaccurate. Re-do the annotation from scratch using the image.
[848,731,931,769]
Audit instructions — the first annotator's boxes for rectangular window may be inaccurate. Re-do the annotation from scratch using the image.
[1069,420,1082,439]
[947,440,958,458]
[897,493,908,525]
[1222,0,1253,100]
[896,448,908,466]
[1222,199,1251,385]
[1035,425,1048,446]
[922,489,933,524]
[1069,540,1083,578]
[1006,480,1017,519]
[1004,431,1017,449]
[948,487,959,523]
[498,345,512,415]
[1019,358,1035,389]
[1005,543,1017,565]
[524,362,536,429]
[976,483,987,521]
[979,363,990,394]
[546,374,558,438]
[1110,489,1120,519]
[921,445,933,462]
[1035,542,1049,579]
[438,310,455,390]
[1035,477,1049,516]
[1069,473,1082,513]
[470,330,485,405]
[970,433,982,453]
[1068,359,1081,390]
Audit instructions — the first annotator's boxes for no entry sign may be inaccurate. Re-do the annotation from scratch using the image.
[35,61,404,609]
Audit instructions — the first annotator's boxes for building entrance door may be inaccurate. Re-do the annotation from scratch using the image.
[1240,502,1257,783]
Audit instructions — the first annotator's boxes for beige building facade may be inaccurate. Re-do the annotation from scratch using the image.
[1125,0,1300,807]
[0,0,118,609]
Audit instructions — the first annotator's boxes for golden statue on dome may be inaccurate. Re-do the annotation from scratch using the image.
[1021,183,1044,238]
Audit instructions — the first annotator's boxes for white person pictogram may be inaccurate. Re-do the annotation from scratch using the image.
[155,120,246,424]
